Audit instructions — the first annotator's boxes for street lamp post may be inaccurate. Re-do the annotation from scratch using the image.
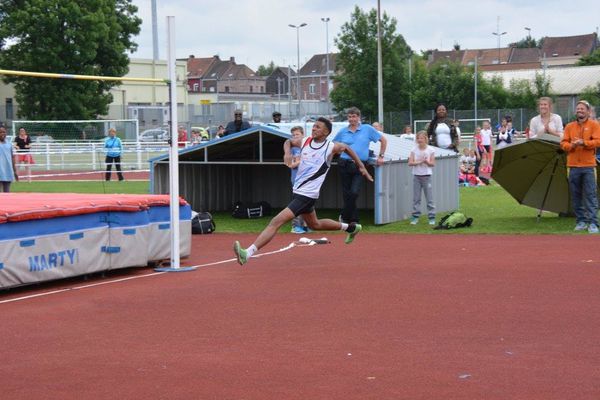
[492,16,507,63]
[289,23,307,119]
[321,17,330,109]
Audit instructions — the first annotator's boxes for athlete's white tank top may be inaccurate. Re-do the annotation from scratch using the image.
[293,137,334,199]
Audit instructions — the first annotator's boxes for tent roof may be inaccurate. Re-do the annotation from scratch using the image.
[150,125,291,164]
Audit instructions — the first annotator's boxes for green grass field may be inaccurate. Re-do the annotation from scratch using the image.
[11,180,577,234]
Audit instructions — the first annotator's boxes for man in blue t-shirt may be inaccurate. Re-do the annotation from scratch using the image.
[333,106,387,223]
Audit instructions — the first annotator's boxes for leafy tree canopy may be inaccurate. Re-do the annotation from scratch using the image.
[0,0,141,120]
[331,6,412,119]
[577,48,600,66]
[256,61,276,77]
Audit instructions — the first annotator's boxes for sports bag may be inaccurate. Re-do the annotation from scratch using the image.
[232,201,272,219]
[434,211,473,230]
[191,211,215,234]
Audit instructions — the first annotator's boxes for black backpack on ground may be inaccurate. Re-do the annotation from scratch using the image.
[191,211,215,234]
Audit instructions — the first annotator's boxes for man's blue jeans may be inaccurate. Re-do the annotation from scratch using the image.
[569,167,598,226]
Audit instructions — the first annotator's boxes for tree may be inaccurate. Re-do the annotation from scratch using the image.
[330,6,412,119]
[577,49,600,66]
[580,83,600,107]
[256,61,276,76]
[411,61,474,113]
[0,0,141,120]
[509,36,541,49]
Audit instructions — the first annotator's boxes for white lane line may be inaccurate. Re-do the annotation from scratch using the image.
[0,241,308,304]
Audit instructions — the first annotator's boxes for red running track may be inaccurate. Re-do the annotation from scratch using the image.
[1,233,599,399]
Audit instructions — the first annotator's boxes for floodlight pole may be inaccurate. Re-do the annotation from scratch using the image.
[289,23,307,118]
[376,0,384,123]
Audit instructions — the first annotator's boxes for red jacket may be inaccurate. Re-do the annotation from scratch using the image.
[560,119,600,167]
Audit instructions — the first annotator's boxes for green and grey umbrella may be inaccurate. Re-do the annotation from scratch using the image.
[492,138,570,216]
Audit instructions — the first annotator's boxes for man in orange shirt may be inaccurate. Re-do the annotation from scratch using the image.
[560,100,600,233]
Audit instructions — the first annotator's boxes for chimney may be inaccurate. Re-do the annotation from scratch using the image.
[189,54,195,59]
[230,56,235,63]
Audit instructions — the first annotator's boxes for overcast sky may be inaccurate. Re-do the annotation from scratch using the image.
[130,0,599,70]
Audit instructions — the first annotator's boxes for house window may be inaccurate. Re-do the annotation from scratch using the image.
[309,84,316,94]
[193,83,199,92]
[250,86,253,93]
[209,86,215,93]
[225,86,230,93]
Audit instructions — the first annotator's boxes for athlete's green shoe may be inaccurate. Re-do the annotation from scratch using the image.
[233,241,248,265]
[345,223,362,244]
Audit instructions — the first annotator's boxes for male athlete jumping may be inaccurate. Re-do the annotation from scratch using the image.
[233,117,372,265]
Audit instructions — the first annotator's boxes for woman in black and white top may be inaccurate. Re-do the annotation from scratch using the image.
[426,103,459,152]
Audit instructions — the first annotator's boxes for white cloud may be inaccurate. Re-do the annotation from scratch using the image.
[131,0,599,69]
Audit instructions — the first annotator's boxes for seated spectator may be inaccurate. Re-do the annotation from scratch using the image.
[215,125,226,139]
[459,148,474,171]
[224,109,251,136]
[177,125,187,147]
[190,129,201,144]
[272,111,282,123]
[199,127,210,141]
[399,125,415,140]
[372,122,383,132]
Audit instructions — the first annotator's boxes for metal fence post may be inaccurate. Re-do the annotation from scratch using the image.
[45,143,51,171]
[92,143,97,170]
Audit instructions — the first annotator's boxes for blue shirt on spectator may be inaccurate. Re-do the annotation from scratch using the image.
[333,123,381,161]
[290,146,301,184]
[104,136,123,158]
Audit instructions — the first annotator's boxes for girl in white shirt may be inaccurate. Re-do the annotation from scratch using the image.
[408,131,436,225]
[480,120,493,171]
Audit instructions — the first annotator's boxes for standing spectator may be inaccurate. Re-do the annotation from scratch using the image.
[14,127,34,182]
[372,122,383,132]
[408,131,436,225]
[272,111,282,123]
[496,121,513,149]
[333,106,387,223]
[480,120,493,171]
[560,100,600,233]
[529,97,564,139]
[426,103,459,152]
[496,116,508,135]
[177,125,187,147]
[286,126,307,233]
[453,119,462,142]
[399,125,415,140]
[224,109,251,136]
[0,127,18,191]
[104,128,124,182]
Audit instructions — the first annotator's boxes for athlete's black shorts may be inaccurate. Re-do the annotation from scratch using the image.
[287,193,317,217]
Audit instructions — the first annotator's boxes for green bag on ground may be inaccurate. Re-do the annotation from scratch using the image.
[434,211,473,230]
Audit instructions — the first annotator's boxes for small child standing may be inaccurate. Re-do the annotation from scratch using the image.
[287,126,307,233]
[408,130,436,225]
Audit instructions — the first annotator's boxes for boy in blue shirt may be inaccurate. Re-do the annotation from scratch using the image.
[287,126,307,233]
